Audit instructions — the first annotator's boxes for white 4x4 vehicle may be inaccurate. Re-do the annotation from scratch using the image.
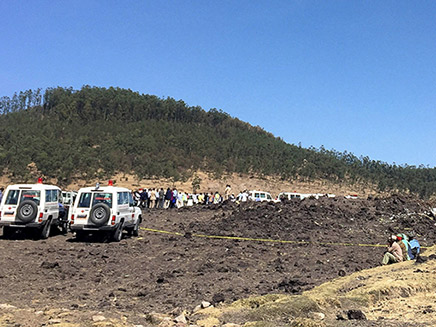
[69,181,142,241]
[248,190,278,203]
[0,179,63,239]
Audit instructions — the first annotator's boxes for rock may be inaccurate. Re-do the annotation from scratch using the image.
[41,261,59,269]
[92,315,106,322]
[48,319,62,325]
[212,293,225,304]
[336,314,346,320]
[146,312,172,324]
[201,301,211,309]
[347,309,366,320]
[0,303,16,309]
[308,312,325,320]
[175,313,187,324]
[192,305,202,313]
[415,255,428,264]
[223,324,241,327]
[158,318,175,327]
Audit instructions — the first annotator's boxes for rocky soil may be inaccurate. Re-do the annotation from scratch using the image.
[0,194,435,326]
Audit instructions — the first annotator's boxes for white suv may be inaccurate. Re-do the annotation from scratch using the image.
[69,181,142,242]
[0,179,63,239]
[248,190,278,202]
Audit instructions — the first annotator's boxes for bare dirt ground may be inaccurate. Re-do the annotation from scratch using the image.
[0,195,435,326]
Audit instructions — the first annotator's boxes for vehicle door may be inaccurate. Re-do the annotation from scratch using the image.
[117,191,131,225]
[127,192,136,225]
[1,189,20,222]
[45,189,59,220]
[75,192,92,225]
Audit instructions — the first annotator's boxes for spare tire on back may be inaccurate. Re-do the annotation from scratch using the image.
[89,203,111,227]
[17,200,38,223]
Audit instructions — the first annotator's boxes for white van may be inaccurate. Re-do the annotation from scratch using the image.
[69,181,142,242]
[248,190,277,202]
[0,179,63,239]
[278,192,302,200]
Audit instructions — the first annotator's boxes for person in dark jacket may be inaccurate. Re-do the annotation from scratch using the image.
[139,189,148,208]
[164,188,172,209]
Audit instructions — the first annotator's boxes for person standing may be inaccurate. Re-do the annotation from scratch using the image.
[224,185,231,200]
[150,188,156,209]
[159,188,165,208]
[154,188,160,208]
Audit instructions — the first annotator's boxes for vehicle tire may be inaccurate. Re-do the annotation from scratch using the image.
[40,219,52,239]
[89,203,111,227]
[112,221,124,242]
[132,218,140,237]
[16,200,38,223]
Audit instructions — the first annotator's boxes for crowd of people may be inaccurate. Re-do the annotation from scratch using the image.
[382,231,421,265]
[132,185,241,209]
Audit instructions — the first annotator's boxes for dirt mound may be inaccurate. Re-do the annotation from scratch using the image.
[189,195,436,245]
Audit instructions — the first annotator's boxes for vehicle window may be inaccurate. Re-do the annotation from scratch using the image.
[21,190,41,205]
[117,192,128,205]
[92,193,113,208]
[123,192,129,205]
[45,190,58,203]
[78,193,92,208]
[5,190,20,205]
[260,193,266,198]
[46,190,52,202]
[267,194,272,200]
[58,190,62,203]
[128,192,134,207]
[51,190,58,202]
[255,193,260,198]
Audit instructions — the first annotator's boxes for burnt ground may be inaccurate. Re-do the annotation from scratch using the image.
[0,195,435,324]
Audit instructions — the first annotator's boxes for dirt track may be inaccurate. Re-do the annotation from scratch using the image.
[0,195,435,325]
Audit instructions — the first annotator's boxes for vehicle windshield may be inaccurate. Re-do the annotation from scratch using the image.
[20,190,41,205]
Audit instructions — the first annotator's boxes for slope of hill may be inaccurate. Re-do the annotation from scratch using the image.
[1,86,436,197]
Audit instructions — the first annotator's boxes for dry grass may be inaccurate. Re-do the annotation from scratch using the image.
[192,246,436,326]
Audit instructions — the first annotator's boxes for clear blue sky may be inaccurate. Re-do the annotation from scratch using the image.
[1,1,436,167]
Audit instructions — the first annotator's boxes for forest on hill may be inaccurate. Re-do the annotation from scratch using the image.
[0,86,436,197]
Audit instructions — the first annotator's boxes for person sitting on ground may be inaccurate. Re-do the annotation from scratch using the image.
[407,231,421,260]
[396,234,410,261]
[382,235,403,265]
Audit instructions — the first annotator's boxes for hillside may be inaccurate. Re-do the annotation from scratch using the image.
[1,86,436,197]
